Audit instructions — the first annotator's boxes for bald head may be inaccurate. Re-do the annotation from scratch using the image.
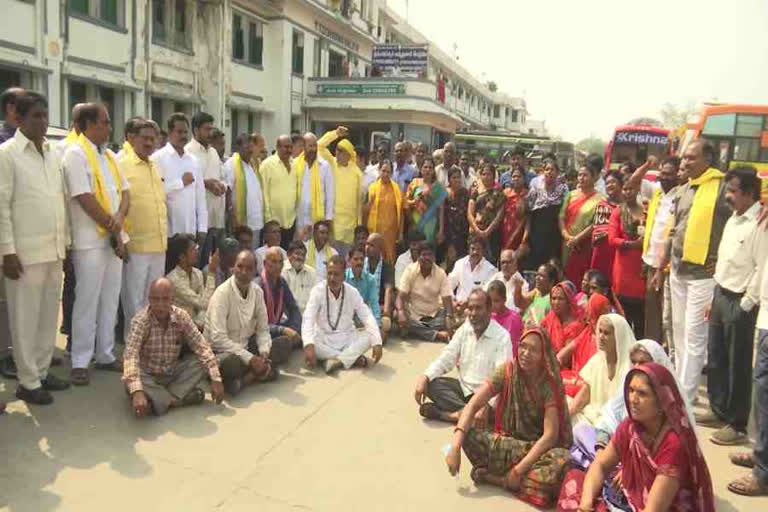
[71,103,87,133]
[499,249,518,277]
[276,134,292,161]
[233,250,256,289]
[264,247,284,279]
[148,278,174,319]
[303,132,318,161]
[365,232,384,260]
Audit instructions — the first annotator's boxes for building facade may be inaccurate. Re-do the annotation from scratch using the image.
[0,0,538,150]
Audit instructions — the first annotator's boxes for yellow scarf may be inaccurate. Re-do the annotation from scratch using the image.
[122,140,134,157]
[306,239,332,269]
[233,152,264,227]
[643,187,662,254]
[682,167,724,265]
[367,177,402,233]
[64,129,78,146]
[294,153,324,223]
[77,133,128,236]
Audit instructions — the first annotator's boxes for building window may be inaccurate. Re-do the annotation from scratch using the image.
[233,14,263,66]
[292,30,304,75]
[151,97,163,126]
[313,38,322,77]
[328,50,344,78]
[153,0,191,50]
[68,0,123,27]
[0,69,21,98]
[68,81,87,117]
[510,109,518,123]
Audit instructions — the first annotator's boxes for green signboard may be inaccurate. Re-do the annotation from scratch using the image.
[316,83,406,96]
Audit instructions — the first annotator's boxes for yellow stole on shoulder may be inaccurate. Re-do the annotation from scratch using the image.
[306,239,332,269]
[643,187,662,254]
[233,152,265,227]
[682,167,724,265]
[77,134,129,236]
[122,140,134,158]
[294,153,324,223]
[64,129,78,145]
[367,178,402,232]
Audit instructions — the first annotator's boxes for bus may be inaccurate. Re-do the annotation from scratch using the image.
[453,131,575,174]
[604,124,671,171]
[678,103,768,199]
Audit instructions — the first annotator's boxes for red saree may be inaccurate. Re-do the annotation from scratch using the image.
[541,282,585,354]
[501,187,527,251]
[560,190,601,285]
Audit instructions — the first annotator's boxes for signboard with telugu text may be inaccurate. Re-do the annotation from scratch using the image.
[372,44,428,77]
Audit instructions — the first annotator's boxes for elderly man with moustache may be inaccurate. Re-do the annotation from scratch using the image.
[261,135,297,248]
[293,132,334,241]
[122,278,224,417]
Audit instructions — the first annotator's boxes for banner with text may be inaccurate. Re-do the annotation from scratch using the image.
[372,44,428,77]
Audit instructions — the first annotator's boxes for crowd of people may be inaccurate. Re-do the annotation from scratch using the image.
[1,85,768,508]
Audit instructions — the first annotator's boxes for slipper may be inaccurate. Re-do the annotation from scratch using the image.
[727,474,768,497]
[419,402,442,420]
[181,388,205,407]
[353,355,369,368]
[470,467,488,485]
[730,452,755,469]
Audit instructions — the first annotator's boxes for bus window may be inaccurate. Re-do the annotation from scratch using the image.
[735,115,763,137]
[703,113,736,136]
[733,138,761,161]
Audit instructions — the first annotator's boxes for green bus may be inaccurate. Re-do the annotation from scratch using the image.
[453,131,575,174]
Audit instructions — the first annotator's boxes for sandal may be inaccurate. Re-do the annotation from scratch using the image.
[727,474,768,497]
[730,452,756,469]
[353,355,369,368]
[419,402,442,420]
[470,467,488,485]
[181,388,205,407]
[70,368,90,386]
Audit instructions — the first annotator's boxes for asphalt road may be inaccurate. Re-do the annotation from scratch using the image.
[1,333,766,511]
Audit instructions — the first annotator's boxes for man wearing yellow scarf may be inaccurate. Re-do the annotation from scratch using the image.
[61,103,131,386]
[662,139,730,406]
[223,134,265,247]
[293,132,334,241]
[116,117,143,160]
[317,126,362,258]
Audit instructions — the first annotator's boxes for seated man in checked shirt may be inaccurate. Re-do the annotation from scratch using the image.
[122,278,224,418]
[413,289,511,425]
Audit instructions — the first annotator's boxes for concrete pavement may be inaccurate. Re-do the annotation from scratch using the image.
[1,333,766,512]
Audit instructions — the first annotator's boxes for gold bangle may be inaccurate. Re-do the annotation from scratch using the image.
[453,426,466,435]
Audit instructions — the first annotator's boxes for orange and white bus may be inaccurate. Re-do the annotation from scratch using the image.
[604,124,671,171]
[679,103,768,200]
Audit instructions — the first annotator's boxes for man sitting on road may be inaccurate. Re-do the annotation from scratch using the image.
[255,220,288,268]
[395,230,427,290]
[345,245,383,334]
[204,250,278,395]
[282,240,318,314]
[364,233,395,342]
[305,220,338,281]
[414,289,511,425]
[302,255,382,374]
[122,278,224,417]
[449,235,498,315]
[396,243,454,343]
[256,247,303,363]
[485,249,529,313]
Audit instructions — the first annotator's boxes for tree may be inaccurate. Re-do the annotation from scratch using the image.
[659,101,697,129]
[486,81,498,92]
[576,136,606,156]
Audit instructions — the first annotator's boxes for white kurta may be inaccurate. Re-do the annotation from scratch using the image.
[186,138,226,229]
[223,155,264,232]
[449,256,499,302]
[151,143,208,235]
[302,281,381,368]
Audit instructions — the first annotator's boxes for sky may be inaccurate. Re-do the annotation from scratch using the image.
[386,0,768,142]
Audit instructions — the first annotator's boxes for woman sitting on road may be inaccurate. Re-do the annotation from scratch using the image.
[445,328,572,508]
[515,262,560,326]
[557,362,715,512]
[541,281,585,367]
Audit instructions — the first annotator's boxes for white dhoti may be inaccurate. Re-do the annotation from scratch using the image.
[670,270,715,405]
[71,247,123,369]
[121,252,165,339]
[313,329,372,369]
[4,261,63,390]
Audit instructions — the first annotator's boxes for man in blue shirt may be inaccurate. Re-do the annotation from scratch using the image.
[392,141,417,192]
[345,245,385,342]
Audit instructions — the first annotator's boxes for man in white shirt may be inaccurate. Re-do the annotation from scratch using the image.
[698,167,768,446]
[361,143,387,203]
[151,113,207,271]
[0,92,70,404]
[282,240,317,313]
[255,220,287,267]
[414,289,511,424]
[295,132,334,241]
[395,231,427,290]
[186,112,226,267]
[484,249,528,313]
[62,103,130,386]
[435,141,458,186]
[304,220,338,281]
[302,255,382,374]
[449,236,498,310]
[458,152,478,190]
[204,250,275,396]
[223,134,264,246]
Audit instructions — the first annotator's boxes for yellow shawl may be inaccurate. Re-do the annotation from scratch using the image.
[233,152,264,227]
[643,187,663,255]
[306,239,332,269]
[64,129,78,145]
[367,177,402,233]
[682,167,724,265]
[294,153,324,223]
[122,140,134,158]
[77,133,128,236]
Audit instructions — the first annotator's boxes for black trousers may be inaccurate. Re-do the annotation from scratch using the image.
[61,250,76,351]
[426,377,472,413]
[643,269,664,345]
[707,285,757,431]
[619,295,645,339]
[280,222,296,251]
